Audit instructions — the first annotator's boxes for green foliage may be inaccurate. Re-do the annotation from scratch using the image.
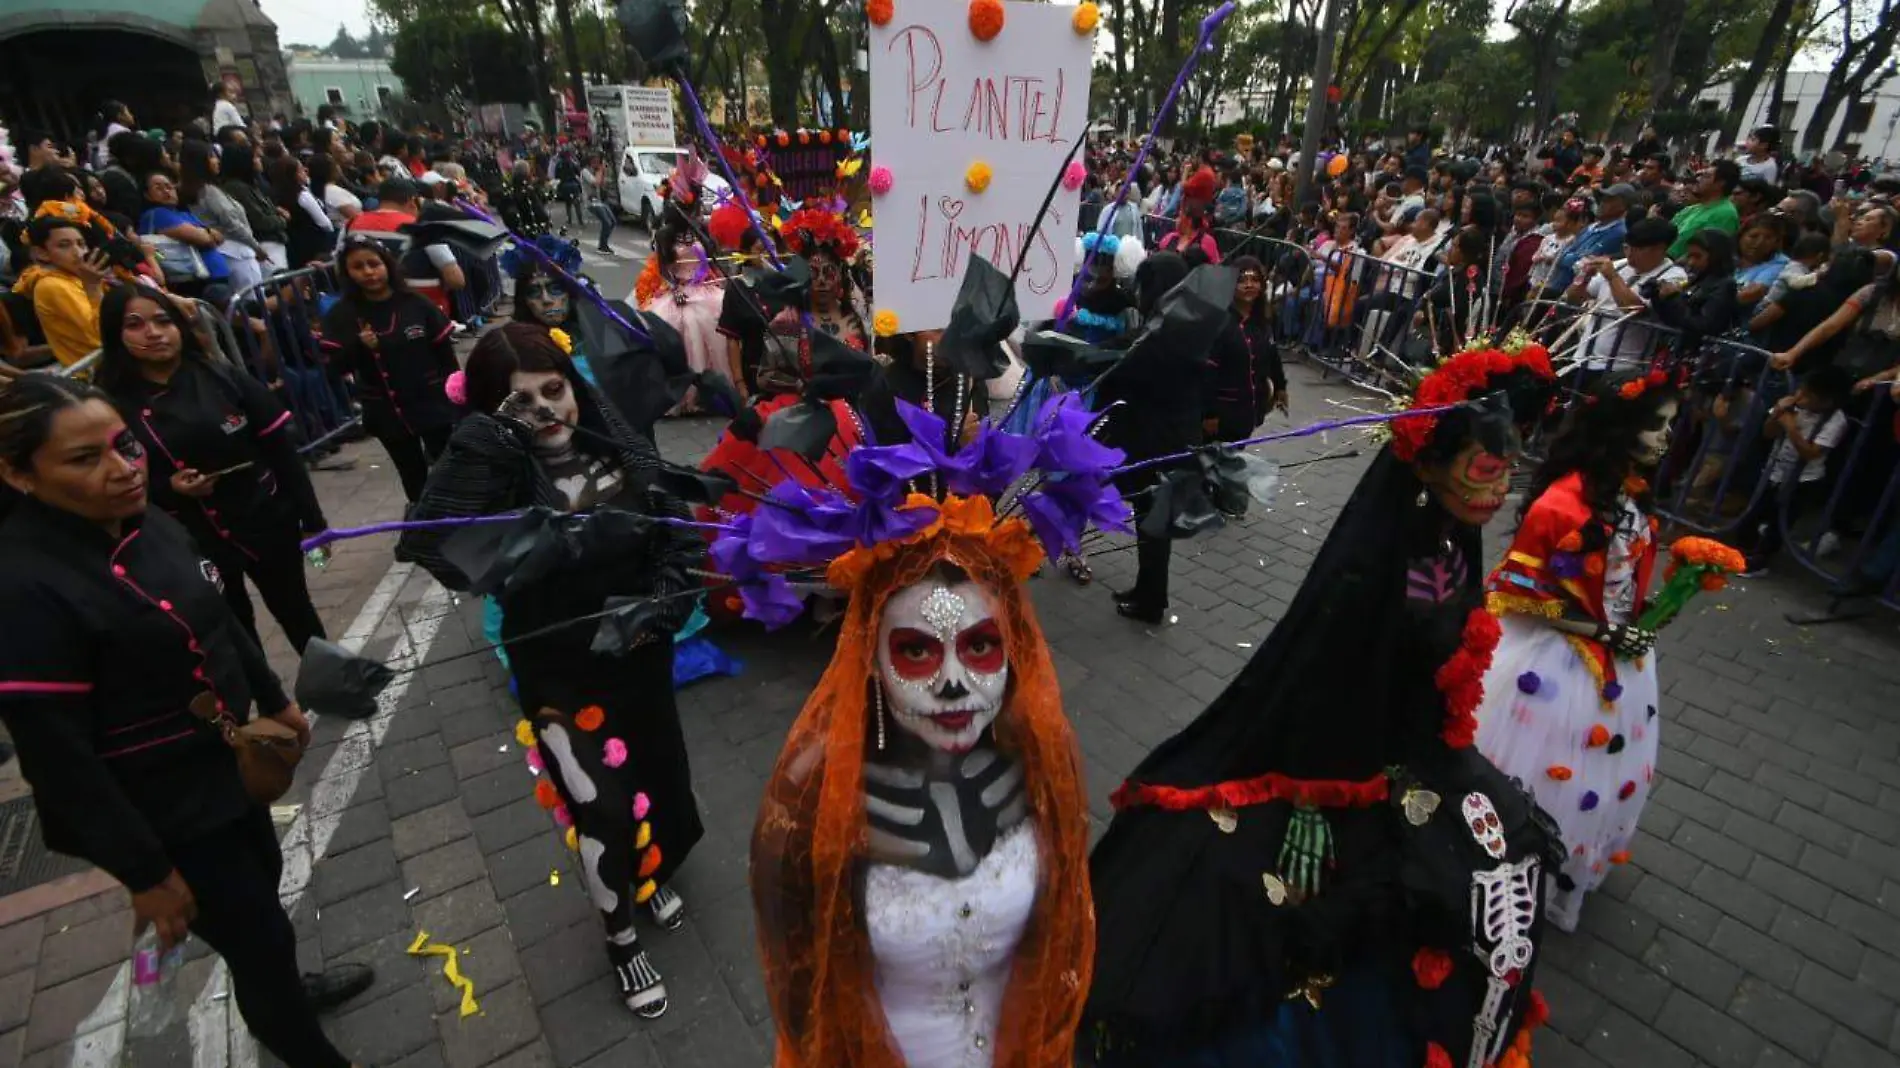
[390,14,542,103]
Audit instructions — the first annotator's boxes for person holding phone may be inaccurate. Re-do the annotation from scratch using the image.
[96,287,329,653]
[319,237,461,503]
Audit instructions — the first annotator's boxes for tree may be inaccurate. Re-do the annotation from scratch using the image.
[329,24,364,58]
[1801,0,1900,150]
[390,14,543,104]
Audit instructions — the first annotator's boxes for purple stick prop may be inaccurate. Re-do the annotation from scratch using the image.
[673,76,785,270]
[1109,401,1474,476]
[453,199,653,344]
[1057,1,1237,327]
[300,512,736,554]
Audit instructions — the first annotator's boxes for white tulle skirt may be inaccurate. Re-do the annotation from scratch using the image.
[1474,615,1661,932]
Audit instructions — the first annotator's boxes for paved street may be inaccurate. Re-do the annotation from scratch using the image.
[2,347,1899,1068]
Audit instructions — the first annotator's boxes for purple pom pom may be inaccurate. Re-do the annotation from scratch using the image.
[1579,791,1600,812]
[1603,681,1624,701]
[1516,671,1541,695]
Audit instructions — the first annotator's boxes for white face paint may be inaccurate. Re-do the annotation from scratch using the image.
[875,577,1009,754]
[1634,399,1679,468]
[509,369,581,454]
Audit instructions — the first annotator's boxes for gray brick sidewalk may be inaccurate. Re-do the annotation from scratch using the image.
[3,358,1899,1068]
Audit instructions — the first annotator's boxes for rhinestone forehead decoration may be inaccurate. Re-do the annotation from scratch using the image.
[918,586,967,641]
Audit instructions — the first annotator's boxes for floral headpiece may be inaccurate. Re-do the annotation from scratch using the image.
[1390,336,1555,462]
[780,207,860,262]
[709,391,1131,626]
[499,233,583,279]
[1615,369,1669,402]
[708,202,753,250]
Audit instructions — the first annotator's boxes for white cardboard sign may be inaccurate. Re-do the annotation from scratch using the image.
[869,0,1094,332]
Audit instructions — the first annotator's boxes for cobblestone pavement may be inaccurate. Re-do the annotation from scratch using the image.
[3,357,1899,1068]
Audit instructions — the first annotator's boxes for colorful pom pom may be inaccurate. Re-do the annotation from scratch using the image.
[1516,671,1541,695]
[775,131,790,147]
[603,737,627,767]
[868,165,894,196]
[1647,704,1657,719]
[1607,733,1626,754]
[819,130,833,145]
[1618,780,1637,800]
[1526,989,1551,1028]
[524,748,544,773]
[633,792,651,820]
[1608,850,1632,865]
[636,821,652,849]
[965,161,993,193]
[1412,946,1453,990]
[1586,724,1611,748]
[564,826,578,851]
[547,328,573,355]
[444,370,468,406]
[867,0,893,23]
[873,309,900,337]
[638,845,663,878]
[1425,1042,1453,1068]
[1557,531,1583,552]
[514,719,536,747]
[553,803,573,828]
[575,705,605,732]
[1062,160,1087,190]
[634,879,658,904]
[1546,765,1573,781]
[1072,1,1100,33]
[1603,680,1623,700]
[533,779,560,810]
[968,0,1005,40]
[1580,791,1600,811]
[798,130,810,145]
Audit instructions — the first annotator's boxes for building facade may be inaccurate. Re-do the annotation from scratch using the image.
[284,56,404,124]
[1703,72,1900,163]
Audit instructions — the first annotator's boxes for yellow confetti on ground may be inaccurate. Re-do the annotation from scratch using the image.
[406,931,480,1017]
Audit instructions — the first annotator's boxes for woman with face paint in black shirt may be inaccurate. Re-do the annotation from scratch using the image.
[0,376,370,1067]
[319,236,461,504]
[97,286,329,653]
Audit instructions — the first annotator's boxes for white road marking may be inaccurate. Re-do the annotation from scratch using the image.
[69,562,457,1068]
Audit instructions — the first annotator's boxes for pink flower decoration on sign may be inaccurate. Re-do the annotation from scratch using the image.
[868,165,894,196]
[1062,161,1087,191]
[444,370,468,405]
[603,738,628,768]
[633,792,651,820]
[553,803,573,828]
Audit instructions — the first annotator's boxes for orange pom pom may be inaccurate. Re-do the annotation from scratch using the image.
[534,779,560,810]
[1586,724,1611,748]
[819,129,833,144]
[798,130,810,145]
[754,134,766,148]
[1608,849,1632,864]
[775,131,790,147]
[866,0,893,23]
[1547,765,1574,781]
[576,705,606,732]
[1557,531,1583,552]
[1412,946,1453,990]
[638,845,663,877]
[969,0,1005,40]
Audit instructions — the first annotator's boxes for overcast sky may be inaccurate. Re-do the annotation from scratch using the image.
[262,0,374,49]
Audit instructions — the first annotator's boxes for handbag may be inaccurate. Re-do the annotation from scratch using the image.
[145,235,209,284]
[190,692,304,804]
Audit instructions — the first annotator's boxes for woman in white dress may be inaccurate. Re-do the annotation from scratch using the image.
[1476,370,1678,932]
[747,423,1096,1067]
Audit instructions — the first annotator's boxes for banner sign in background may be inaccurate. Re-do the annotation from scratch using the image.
[869,0,1094,332]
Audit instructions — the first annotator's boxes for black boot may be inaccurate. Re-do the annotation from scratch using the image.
[302,963,374,1011]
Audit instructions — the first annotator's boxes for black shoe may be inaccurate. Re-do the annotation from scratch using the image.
[1115,600,1166,625]
[302,964,374,1011]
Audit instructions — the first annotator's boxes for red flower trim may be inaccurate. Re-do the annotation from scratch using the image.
[1392,344,1554,461]
[1110,771,1390,813]
[781,207,860,261]
[1525,988,1550,1029]
[1435,607,1501,748]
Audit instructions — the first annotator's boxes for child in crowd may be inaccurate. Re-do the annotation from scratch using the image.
[12,216,108,366]
[1741,365,1852,575]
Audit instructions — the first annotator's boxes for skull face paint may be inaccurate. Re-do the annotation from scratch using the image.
[522,276,571,327]
[1420,437,1516,527]
[1633,399,1679,468]
[876,578,1009,753]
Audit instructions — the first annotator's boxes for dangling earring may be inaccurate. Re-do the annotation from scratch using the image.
[874,684,887,751]
[1416,488,1429,508]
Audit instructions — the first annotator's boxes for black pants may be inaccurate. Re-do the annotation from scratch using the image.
[363,406,450,504]
[207,532,326,654]
[1742,478,1828,562]
[1126,468,1173,613]
[171,808,352,1068]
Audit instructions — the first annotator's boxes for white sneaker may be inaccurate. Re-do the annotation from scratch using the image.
[1816,531,1842,558]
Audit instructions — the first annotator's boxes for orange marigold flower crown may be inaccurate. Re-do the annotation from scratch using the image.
[780,207,860,261]
[1389,337,1555,462]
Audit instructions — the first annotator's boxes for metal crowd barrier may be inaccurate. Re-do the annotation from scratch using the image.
[222,264,358,457]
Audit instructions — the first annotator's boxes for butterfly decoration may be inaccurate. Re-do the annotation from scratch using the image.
[780,196,805,215]
[850,132,872,154]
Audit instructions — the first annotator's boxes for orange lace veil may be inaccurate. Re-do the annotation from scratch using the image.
[749,496,1094,1067]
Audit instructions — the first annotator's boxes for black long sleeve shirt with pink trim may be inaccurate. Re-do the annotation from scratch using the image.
[0,499,287,892]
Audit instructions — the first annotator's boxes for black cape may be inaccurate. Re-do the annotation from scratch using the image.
[1086,449,1559,1064]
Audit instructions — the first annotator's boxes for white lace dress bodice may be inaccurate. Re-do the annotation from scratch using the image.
[864,821,1040,1068]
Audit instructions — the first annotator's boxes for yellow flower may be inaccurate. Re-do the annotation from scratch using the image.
[964,161,993,193]
[1072,1,1101,33]
[873,309,900,337]
[858,209,874,229]
[548,328,573,355]
[514,719,536,748]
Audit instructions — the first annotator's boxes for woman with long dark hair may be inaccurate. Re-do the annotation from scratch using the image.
[268,156,334,268]
[179,140,266,292]
[318,237,459,502]
[1475,370,1679,932]
[397,323,704,1019]
[1652,228,1740,347]
[219,137,289,271]
[95,286,327,652]
[1207,255,1287,442]
[0,375,369,1067]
